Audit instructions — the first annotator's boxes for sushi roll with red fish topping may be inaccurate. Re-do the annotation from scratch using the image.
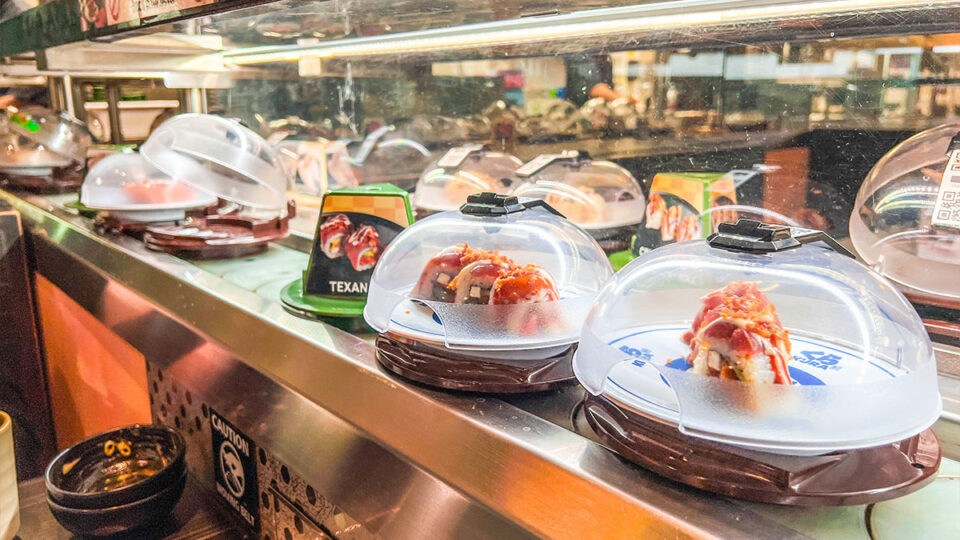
[489,264,560,305]
[662,205,682,241]
[411,244,471,302]
[320,214,353,259]
[345,225,381,271]
[683,281,792,384]
[645,193,666,230]
[490,264,561,336]
[449,249,515,305]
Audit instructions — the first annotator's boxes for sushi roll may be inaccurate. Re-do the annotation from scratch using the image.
[489,264,560,305]
[491,264,561,336]
[683,281,792,385]
[320,214,353,259]
[645,193,666,230]
[449,250,515,305]
[345,225,381,271]
[411,244,471,302]
[662,205,682,241]
[676,215,701,242]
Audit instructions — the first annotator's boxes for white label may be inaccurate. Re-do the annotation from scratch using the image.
[516,150,580,177]
[438,144,484,168]
[932,149,960,231]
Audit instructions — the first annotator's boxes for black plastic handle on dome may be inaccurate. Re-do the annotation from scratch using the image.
[707,219,855,258]
[459,192,564,217]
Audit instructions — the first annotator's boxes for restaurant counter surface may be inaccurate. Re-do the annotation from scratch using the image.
[2,188,959,539]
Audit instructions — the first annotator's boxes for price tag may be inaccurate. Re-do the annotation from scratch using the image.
[516,150,580,177]
[438,144,484,168]
[303,184,413,297]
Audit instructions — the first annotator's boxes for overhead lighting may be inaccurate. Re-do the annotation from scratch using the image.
[224,0,960,65]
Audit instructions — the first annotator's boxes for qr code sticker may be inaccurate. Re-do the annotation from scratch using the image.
[933,189,960,230]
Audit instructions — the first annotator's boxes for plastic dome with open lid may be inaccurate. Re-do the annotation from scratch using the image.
[412,145,523,217]
[510,151,645,252]
[850,123,960,310]
[141,113,288,215]
[364,192,614,393]
[575,220,941,505]
[139,114,293,258]
[80,152,216,224]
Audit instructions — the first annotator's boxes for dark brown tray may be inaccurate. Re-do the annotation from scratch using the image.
[583,393,940,506]
[144,202,294,260]
[376,332,576,393]
[0,166,83,194]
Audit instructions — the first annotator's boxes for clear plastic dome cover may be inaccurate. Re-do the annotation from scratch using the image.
[4,106,93,162]
[81,152,216,211]
[850,123,960,306]
[511,155,645,230]
[343,126,432,188]
[140,114,288,212]
[364,204,614,351]
[574,240,940,455]
[413,147,523,212]
[0,132,73,172]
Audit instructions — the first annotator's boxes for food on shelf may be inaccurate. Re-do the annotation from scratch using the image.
[345,225,381,271]
[544,185,606,223]
[645,193,666,230]
[412,244,560,307]
[683,281,792,384]
[320,214,353,259]
[490,264,560,305]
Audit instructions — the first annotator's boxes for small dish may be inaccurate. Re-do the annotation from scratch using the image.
[46,424,185,510]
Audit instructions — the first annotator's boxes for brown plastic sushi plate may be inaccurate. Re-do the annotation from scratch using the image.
[376,332,576,394]
[0,167,83,194]
[144,202,294,260]
[583,393,941,506]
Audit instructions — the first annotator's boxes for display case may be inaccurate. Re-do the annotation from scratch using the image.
[3,0,960,538]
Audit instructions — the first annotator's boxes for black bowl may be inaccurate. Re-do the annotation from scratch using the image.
[46,424,186,509]
[47,470,187,537]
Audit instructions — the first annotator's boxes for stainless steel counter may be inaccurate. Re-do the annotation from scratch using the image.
[4,188,959,539]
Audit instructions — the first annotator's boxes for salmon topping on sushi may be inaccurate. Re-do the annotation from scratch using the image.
[490,264,560,305]
[683,281,792,384]
[412,245,559,307]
